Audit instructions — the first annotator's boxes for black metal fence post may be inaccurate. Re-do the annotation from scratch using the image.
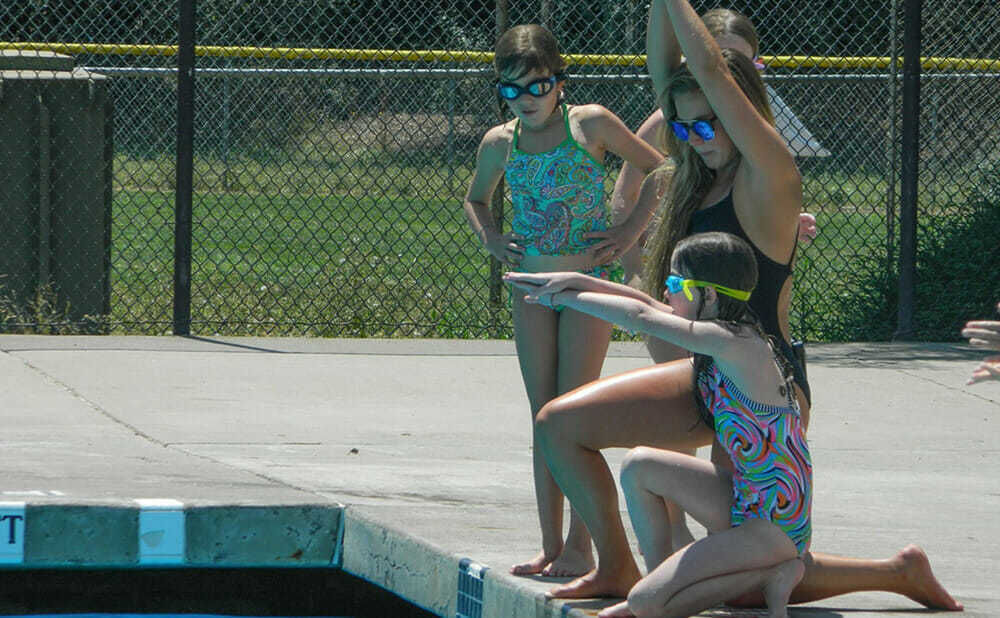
[173,0,196,335]
[488,0,509,337]
[894,0,922,340]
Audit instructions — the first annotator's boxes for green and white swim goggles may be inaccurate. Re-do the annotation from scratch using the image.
[665,274,752,302]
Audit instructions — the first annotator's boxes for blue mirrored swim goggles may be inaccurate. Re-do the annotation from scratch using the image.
[496,74,564,100]
[665,274,752,302]
[669,116,716,142]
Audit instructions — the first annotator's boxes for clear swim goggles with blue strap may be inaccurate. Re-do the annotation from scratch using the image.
[665,274,752,302]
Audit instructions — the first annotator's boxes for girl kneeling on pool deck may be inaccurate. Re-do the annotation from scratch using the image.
[506,232,810,618]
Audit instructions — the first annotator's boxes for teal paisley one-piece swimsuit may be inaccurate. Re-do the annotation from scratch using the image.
[503,104,624,282]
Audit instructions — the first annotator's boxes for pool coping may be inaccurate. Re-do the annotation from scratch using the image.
[0,500,591,618]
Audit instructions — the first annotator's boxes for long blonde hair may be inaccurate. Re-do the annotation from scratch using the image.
[643,49,774,301]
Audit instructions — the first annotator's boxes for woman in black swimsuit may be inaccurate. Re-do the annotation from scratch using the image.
[533,0,962,611]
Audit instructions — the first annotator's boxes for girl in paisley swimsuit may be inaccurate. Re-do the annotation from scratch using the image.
[506,231,811,618]
[462,24,664,577]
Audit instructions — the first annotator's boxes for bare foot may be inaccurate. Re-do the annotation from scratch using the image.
[895,544,964,611]
[763,558,805,618]
[511,550,556,576]
[596,600,635,618]
[542,544,595,577]
[547,564,641,599]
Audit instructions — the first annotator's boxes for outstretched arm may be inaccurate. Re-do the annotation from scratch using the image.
[510,283,736,358]
[966,356,1000,385]
[504,271,670,312]
[962,303,1000,350]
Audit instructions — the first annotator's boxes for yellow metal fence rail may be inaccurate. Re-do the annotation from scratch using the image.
[2,41,999,72]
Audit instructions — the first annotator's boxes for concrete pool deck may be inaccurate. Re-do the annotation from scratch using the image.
[1,335,997,617]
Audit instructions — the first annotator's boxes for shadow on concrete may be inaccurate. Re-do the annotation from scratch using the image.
[181,334,290,354]
[807,343,982,368]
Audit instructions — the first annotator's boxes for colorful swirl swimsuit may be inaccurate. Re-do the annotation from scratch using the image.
[698,362,813,554]
[504,104,623,282]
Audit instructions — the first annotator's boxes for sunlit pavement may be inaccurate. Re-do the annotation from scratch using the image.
[1,336,996,617]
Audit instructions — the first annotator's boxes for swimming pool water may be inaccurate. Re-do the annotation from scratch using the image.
[0,568,435,618]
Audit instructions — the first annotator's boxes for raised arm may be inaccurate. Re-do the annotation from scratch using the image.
[655,0,798,199]
[646,0,683,104]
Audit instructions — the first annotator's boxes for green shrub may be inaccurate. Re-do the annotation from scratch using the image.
[911,174,1000,340]
[809,163,1000,341]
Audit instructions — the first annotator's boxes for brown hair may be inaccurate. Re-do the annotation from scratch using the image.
[701,8,759,58]
[673,231,758,325]
[494,24,567,81]
[673,232,793,428]
[642,49,774,303]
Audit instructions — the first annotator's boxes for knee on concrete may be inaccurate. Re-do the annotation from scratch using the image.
[627,586,673,618]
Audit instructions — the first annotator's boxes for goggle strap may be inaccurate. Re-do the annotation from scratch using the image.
[666,275,752,302]
[686,279,752,302]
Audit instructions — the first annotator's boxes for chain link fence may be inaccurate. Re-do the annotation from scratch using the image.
[1,0,997,340]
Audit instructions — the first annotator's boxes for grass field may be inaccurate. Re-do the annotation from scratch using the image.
[4,152,994,341]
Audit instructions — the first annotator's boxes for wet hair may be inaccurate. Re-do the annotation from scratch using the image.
[701,8,759,57]
[642,49,774,306]
[494,24,567,81]
[671,232,794,428]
